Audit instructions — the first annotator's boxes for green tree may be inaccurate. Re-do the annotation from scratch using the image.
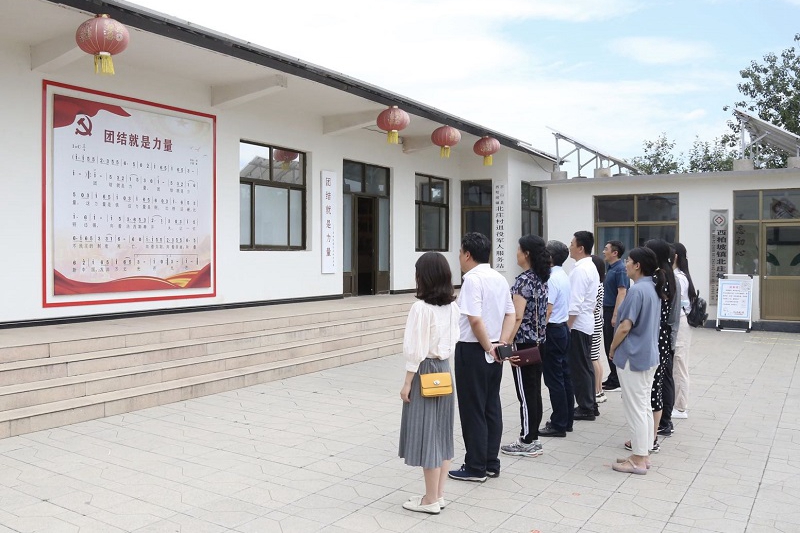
[685,136,737,173]
[630,133,682,174]
[724,33,800,168]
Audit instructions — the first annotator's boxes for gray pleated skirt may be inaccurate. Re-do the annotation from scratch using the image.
[398,358,455,469]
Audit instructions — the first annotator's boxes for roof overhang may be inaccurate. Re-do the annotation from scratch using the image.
[36,0,556,162]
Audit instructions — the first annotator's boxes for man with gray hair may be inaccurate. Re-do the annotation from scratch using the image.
[539,240,573,437]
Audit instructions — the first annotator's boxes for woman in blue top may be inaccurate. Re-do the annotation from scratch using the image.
[499,235,550,458]
[608,247,663,474]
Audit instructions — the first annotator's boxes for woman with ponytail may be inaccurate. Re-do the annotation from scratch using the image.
[642,239,677,449]
[608,247,661,474]
[672,243,694,418]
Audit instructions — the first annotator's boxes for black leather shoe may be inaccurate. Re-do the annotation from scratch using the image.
[573,411,596,421]
[539,423,566,437]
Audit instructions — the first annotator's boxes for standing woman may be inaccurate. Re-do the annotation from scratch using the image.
[500,235,550,458]
[672,243,694,419]
[609,247,662,474]
[642,239,676,451]
[591,256,606,404]
[399,252,460,514]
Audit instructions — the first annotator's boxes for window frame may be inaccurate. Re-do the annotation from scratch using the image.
[593,192,679,250]
[521,182,544,237]
[415,173,449,252]
[239,140,307,251]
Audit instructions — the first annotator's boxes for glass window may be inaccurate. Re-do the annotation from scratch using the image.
[596,196,635,223]
[521,182,543,237]
[462,181,492,206]
[343,194,353,272]
[596,226,634,259]
[379,197,390,270]
[734,190,760,220]
[416,174,449,251]
[762,189,800,220]
[343,160,363,193]
[239,184,251,246]
[255,186,288,246]
[366,166,389,196]
[637,194,678,222]
[733,222,759,275]
[240,141,306,250]
[638,225,677,246]
[595,193,678,249]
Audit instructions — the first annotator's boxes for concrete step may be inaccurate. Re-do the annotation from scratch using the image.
[0,295,416,440]
[0,323,404,411]
[0,311,407,386]
[0,337,402,439]
[0,299,413,363]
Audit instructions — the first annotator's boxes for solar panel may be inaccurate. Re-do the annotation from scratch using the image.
[733,109,800,157]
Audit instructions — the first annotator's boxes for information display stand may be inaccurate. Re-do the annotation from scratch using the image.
[715,274,753,333]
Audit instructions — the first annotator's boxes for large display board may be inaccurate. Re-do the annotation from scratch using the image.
[43,81,216,307]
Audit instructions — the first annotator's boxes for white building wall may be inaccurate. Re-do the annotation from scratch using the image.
[0,36,553,323]
[539,170,800,322]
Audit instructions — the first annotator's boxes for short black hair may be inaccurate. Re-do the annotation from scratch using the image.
[461,232,491,264]
[546,240,569,267]
[573,231,594,255]
[628,246,658,276]
[415,252,455,306]
[606,240,625,257]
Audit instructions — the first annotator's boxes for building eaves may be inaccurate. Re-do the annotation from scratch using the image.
[46,0,557,163]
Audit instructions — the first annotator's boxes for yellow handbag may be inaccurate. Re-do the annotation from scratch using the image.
[419,372,453,397]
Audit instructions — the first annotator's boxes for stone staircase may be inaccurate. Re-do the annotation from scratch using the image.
[0,295,414,439]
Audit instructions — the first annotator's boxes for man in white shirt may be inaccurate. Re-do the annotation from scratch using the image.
[539,240,573,437]
[568,231,600,421]
[449,233,515,483]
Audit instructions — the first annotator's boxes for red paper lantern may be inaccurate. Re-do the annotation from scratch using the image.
[75,14,129,75]
[273,149,298,170]
[473,136,501,166]
[376,106,410,144]
[431,126,461,158]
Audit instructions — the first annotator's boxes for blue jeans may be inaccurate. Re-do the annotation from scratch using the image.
[543,323,572,431]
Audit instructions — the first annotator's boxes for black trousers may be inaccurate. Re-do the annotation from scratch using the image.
[660,340,675,426]
[602,306,619,386]
[568,329,596,413]
[510,342,543,443]
[542,323,572,431]
[454,341,503,475]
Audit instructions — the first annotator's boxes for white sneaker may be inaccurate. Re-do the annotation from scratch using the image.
[595,391,607,403]
[672,409,688,419]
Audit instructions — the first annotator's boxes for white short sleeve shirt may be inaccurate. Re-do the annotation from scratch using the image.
[457,264,514,342]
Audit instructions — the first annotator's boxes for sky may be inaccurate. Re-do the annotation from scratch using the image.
[129,0,800,170]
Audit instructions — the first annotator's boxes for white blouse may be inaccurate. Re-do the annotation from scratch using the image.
[402,300,460,373]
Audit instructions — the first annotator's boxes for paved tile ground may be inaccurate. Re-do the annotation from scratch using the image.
[0,328,799,532]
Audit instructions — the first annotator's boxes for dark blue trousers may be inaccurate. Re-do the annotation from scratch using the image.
[542,323,572,431]
[454,341,503,475]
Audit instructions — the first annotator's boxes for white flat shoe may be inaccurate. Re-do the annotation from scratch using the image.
[403,496,440,514]
[439,497,447,509]
[672,409,688,419]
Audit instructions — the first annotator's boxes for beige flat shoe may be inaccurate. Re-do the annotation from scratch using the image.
[616,457,651,469]
[612,458,647,475]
